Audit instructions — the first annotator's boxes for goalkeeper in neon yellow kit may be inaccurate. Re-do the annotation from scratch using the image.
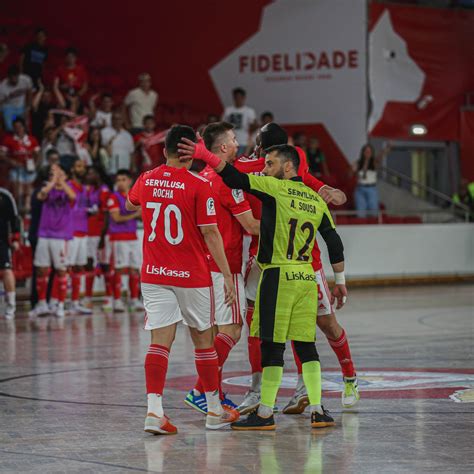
[179,136,345,430]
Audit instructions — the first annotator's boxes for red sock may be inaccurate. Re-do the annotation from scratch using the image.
[51,274,59,300]
[57,274,68,302]
[214,333,236,398]
[36,274,48,301]
[113,272,122,300]
[246,306,262,373]
[129,272,140,299]
[71,272,82,302]
[328,329,356,378]
[105,271,114,297]
[291,340,303,375]
[145,344,169,394]
[85,271,95,298]
[195,348,219,393]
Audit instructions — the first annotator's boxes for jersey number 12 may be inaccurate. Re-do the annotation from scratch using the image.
[286,218,315,261]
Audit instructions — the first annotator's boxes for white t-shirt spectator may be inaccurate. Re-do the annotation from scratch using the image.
[0,74,33,108]
[222,105,256,148]
[101,126,134,174]
[91,110,112,128]
[124,88,158,129]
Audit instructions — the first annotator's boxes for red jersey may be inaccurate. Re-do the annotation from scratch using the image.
[55,64,88,92]
[133,131,165,171]
[128,165,217,288]
[200,165,252,274]
[87,185,110,237]
[235,147,326,270]
[1,133,39,166]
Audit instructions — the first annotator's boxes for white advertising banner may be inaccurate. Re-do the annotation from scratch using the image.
[210,0,367,161]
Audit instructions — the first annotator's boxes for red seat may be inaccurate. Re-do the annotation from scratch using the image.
[403,216,422,224]
[382,215,405,224]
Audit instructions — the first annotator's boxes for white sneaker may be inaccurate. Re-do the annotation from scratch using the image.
[282,385,309,414]
[102,297,113,312]
[206,407,240,430]
[35,301,50,316]
[70,301,93,315]
[49,298,59,313]
[82,297,93,310]
[237,390,261,415]
[113,299,126,313]
[55,302,65,319]
[130,298,144,311]
[342,376,360,408]
[5,303,16,320]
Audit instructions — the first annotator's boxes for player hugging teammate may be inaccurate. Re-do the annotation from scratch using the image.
[128,123,357,433]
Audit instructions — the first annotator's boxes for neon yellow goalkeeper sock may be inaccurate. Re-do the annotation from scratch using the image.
[302,361,322,406]
[260,366,283,410]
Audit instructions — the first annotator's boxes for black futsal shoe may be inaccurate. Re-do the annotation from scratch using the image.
[311,406,335,428]
[231,409,276,431]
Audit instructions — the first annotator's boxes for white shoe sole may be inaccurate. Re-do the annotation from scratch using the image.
[144,426,176,435]
[205,420,233,430]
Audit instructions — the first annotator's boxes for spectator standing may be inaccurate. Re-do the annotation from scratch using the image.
[352,143,389,218]
[101,112,134,176]
[0,65,33,131]
[53,47,88,103]
[40,127,58,166]
[0,43,10,79]
[55,114,77,171]
[292,132,308,152]
[20,28,48,88]
[222,87,257,156]
[307,137,329,177]
[1,118,40,211]
[31,81,55,141]
[133,115,164,172]
[85,126,110,174]
[89,93,114,129]
[124,73,158,134]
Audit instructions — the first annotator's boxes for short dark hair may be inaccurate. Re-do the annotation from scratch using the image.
[232,87,246,96]
[35,27,46,35]
[165,125,196,156]
[116,169,132,178]
[46,148,59,158]
[260,123,288,150]
[202,121,234,150]
[65,47,78,56]
[261,111,274,121]
[265,144,300,171]
[12,117,26,127]
[102,93,113,100]
[143,114,155,124]
[7,64,19,76]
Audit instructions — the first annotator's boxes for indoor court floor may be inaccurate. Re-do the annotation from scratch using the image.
[0,283,473,473]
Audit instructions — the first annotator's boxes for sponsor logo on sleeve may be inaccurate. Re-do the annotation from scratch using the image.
[206,197,216,216]
[232,189,245,204]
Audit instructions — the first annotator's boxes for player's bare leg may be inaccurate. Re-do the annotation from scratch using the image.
[144,324,178,435]
[188,327,240,429]
[317,313,359,407]
[2,269,16,319]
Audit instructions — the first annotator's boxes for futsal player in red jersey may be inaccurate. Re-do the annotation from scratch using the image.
[235,123,359,414]
[126,125,240,434]
[185,122,260,414]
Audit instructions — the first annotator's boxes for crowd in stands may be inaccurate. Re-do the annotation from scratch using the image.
[0,28,344,218]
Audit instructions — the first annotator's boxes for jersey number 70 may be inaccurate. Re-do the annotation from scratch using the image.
[146,202,183,245]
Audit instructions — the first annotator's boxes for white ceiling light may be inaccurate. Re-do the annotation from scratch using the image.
[411,124,427,136]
